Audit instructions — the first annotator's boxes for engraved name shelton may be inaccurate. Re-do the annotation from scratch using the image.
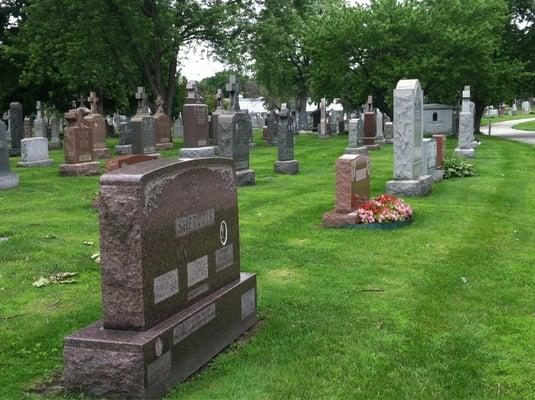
[175,209,215,237]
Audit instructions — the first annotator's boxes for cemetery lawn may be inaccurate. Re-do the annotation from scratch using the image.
[513,120,535,131]
[481,113,533,126]
[2,133,535,399]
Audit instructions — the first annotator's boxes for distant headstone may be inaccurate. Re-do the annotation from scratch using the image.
[386,79,432,196]
[274,109,299,175]
[129,87,156,155]
[0,120,19,190]
[218,111,255,186]
[364,96,379,150]
[319,98,329,138]
[24,117,32,138]
[85,92,110,159]
[49,116,61,149]
[226,75,241,112]
[454,86,476,158]
[33,101,47,138]
[323,154,371,228]
[115,121,132,155]
[63,157,257,399]
[384,121,394,143]
[522,101,531,114]
[423,138,442,182]
[432,134,446,181]
[375,109,385,142]
[511,103,518,115]
[9,102,23,156]
[210,88,225,146]
[183,81,210,148]
[154,95,174,151]
[265,111,278,146]
[59,108,100,176]
[17,136,53,167]
[345,118,367,155]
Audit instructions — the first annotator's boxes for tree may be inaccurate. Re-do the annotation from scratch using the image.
[19,0,248,115]
[307,0,525,132]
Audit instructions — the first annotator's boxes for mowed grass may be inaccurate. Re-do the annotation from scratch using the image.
[481,112,534,126]
[513,120,535,131]
[1,131,535,399]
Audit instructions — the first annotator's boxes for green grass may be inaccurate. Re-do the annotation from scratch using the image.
[513,120,535,131]
[480,112,534,126]
[1,132,535,399]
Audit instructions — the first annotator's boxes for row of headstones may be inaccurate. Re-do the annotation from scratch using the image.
[324,80,475,227]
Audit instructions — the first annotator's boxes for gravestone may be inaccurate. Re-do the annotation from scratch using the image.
[59,108,100,176]
[345,118,367,155]
[432,134,445,181]
[210,89,225,146]
[218,112,255,186]
[375,109,385,143]
[33,101,47,138]
[154,95,174,151]
[9,102,23,156]
[384,121,393,143]
[24,117,32,138]
[49,116,61,149]
[297,108,308,132]
[86,92,111,159]
[63,157,257,399]
[274,109,299,175]
[323,154,371,228]
[0,121,19,190]
[423,138,442,182]
[364,96,380,150]
[115,121,132,155]
[386,79,432,196]
[17,136,53,167]
[265,111,278,146]
[105,154,158,172]
[180,82,216,158]
[511,103,518,115]
[129,87,156,155]
[522,101,531,114]
[319,98,330,139]
[454,86,476,158]
[173,117,184,139]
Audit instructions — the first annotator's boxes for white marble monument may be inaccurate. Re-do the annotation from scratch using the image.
[454,86,476,158]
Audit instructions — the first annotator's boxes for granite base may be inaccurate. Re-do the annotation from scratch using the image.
[366,144,381,151]
[63,273,257,400]
[236,169,256,186]
[179,146,218,159]
[17,159,53,168]
[249,143,256,150]
[274,160,299,175]
[94,148,111,160]
[386,175,432,197]
[323,210,357,228]
[344,146,368,155]
[384,139,393,144]
[155,143,174,151]
[59,162,100,176]
[0,172,19,190]
[115,145,132,155]
[432,169,444,183]
[454,148,475,158]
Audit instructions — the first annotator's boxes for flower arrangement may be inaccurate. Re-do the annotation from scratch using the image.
[356,194,413,224]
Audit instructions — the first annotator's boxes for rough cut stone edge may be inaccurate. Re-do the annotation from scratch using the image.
[0,173,19,190]
[115,145,132,155]
[236,169,256,186]
[94,148,111,160]
[63,273,257,400]
[17,159,53,168]
[179,146,218,159]
[385,175,432,197]
[323,210,357,228]
[274,160,299,175]
[59,162,100,177]
[454,148,475,158]
[366,144,381,151]
[344,147,368,155]
[155,143,174,151]
[432,170,444,183]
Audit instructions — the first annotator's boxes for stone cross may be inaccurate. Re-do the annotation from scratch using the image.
[88,91,99,114]
[79,95,87,109]
[135,87,148,113]
[226,75,240,111]
[367,95,374,113]
[216,89,224,110]
[36,101,43,118]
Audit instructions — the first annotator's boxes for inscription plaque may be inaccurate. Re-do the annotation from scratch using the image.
[215,245,234,272]
[176,209,215,238]
[173,303,216,344]
[154,269,179,304]
[241,288,256,320]
[147,351,171,385]
[187,256,209,287]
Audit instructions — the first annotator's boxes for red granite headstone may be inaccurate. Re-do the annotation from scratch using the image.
[105,154,159,172]
[433,134,446,169]
[154,95,174,151]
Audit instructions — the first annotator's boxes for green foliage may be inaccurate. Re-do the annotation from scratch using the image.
[443,157,477,179]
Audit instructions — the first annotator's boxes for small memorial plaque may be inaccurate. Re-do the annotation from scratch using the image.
[173,303,216,344]
[187,256,209,287]
[215,245,234,272]
[153,269,179,304]
[241,288,256,320]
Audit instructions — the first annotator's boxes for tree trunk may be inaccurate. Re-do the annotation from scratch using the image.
[296,94,308,131]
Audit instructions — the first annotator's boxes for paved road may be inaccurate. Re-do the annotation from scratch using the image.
[483,118,535,145]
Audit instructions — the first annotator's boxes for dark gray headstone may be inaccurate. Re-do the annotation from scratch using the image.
[129,87,156,154]
[0,120,19,189]
[9,102,23,156]
[118,121,131,145]
[278,111,294,161]
[218,112,252,171]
